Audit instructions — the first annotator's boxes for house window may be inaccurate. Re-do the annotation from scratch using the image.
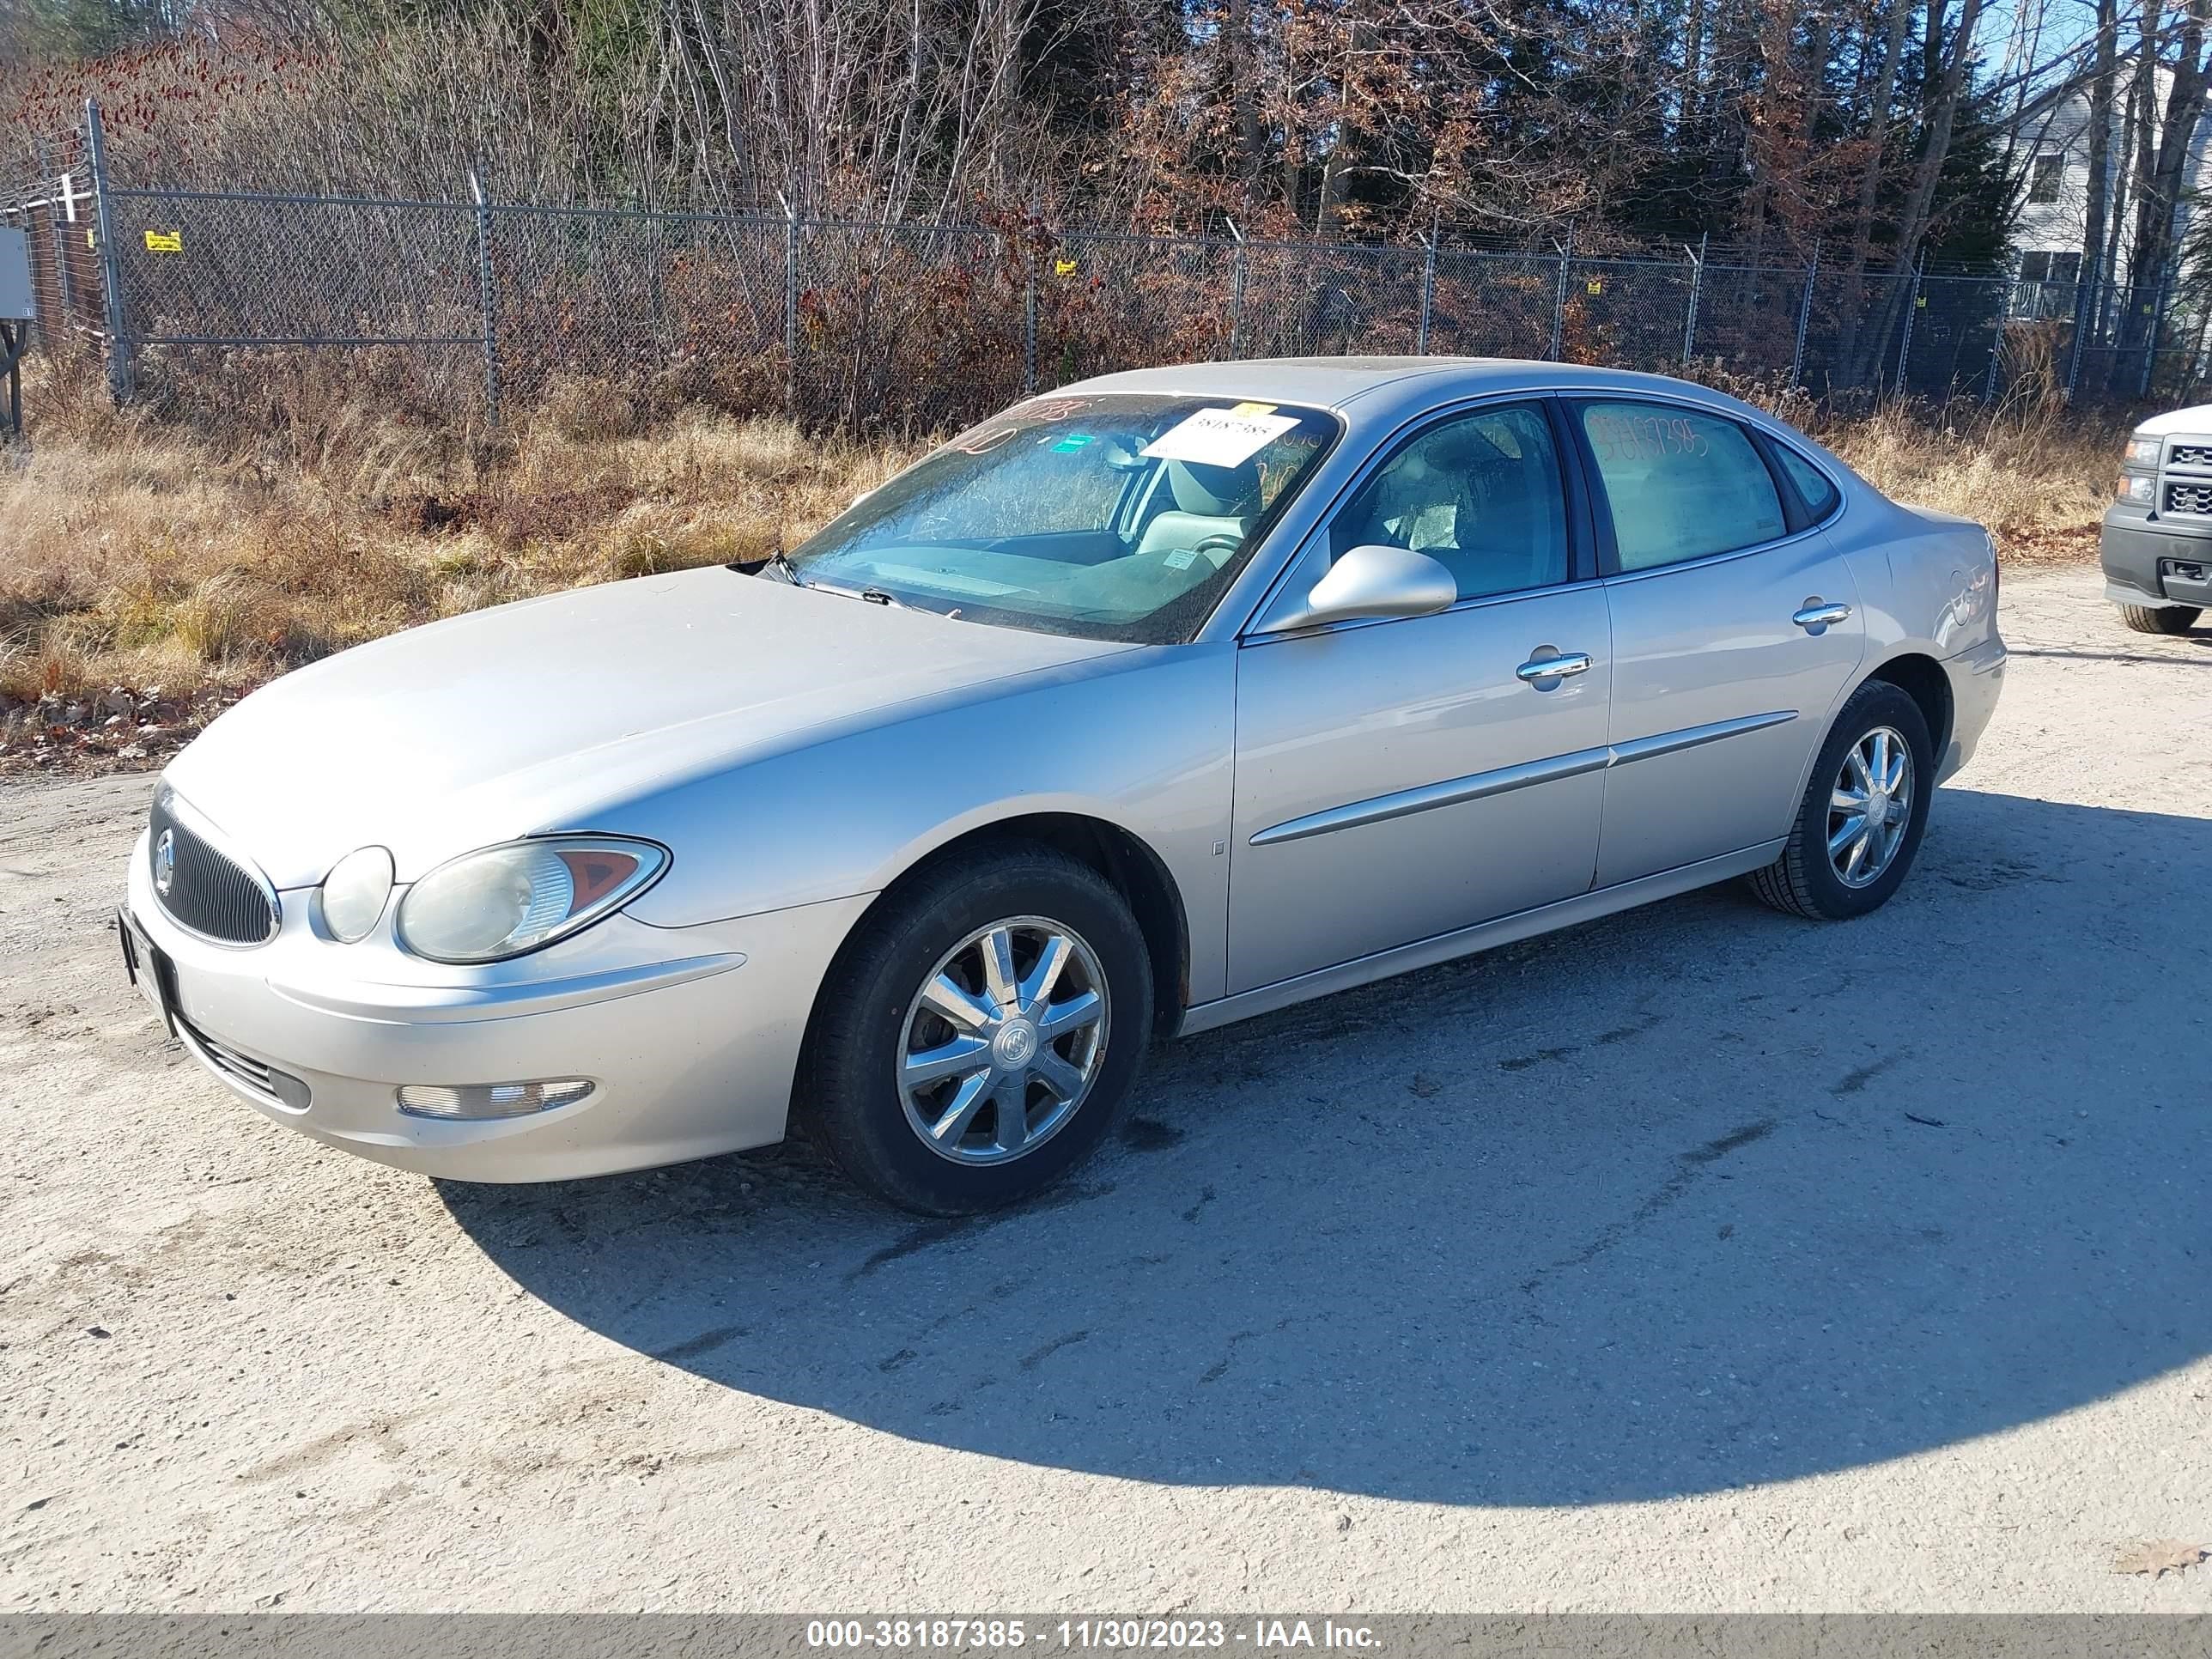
[2029,154,2065,204]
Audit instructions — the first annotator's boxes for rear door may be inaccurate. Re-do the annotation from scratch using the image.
[1570,398,1865,889]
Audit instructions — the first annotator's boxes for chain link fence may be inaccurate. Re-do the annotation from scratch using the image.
[4,99,2207,439]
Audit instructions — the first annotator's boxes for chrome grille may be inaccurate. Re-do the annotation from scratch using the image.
[2169,443,2212,468]
[2167,482,2212,516]
[149,789,279,945]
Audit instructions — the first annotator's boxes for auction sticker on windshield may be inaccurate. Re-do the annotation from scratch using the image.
[1142,406,1302,467]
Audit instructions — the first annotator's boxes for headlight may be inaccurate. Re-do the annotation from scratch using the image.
[2126,434,2161,467]
[2117,473,2155,504]
[318,846,394,942]
[395,836,670,963]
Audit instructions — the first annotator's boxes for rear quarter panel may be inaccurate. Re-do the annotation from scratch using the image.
[1825,487,1997,658]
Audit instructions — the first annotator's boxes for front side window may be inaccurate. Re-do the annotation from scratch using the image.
[1579,402,1786,572]
[1327,402,1568,600]
[787,393,1338,642]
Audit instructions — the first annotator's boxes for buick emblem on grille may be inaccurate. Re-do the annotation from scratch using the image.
[154,829,176,897]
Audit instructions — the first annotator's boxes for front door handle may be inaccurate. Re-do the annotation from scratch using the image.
[1793,599,1853,634]
[1516,651,1595,685]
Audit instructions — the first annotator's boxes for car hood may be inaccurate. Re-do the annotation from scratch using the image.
[163,566,1132,887]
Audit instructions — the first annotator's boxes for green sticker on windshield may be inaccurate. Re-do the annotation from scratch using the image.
[1051,434,1095,453]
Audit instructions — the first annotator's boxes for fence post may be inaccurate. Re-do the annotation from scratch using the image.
[1681,231,1707,364]
[2187,305,2212,396]
[2065,275,2094,402]
[1892,252,1924,399]
[53,157,78,325]
[467,167,501,426]
[646,208,670,355]
[83,100,132,404]
[1416,210,1438,356]
[1789,241,1818,392]
[1228,226,1248,357]
[27,137,50,354]
[782,198,799,417]
[1549,225,1573,362]
[2139,258,2176,399]
[1023,233,1038,395]
[1983,276,2006,404]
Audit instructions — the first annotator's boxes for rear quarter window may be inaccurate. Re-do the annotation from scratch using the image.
[1771,443,1842,521]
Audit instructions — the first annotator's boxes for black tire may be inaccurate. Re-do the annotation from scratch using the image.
[1748,680,1935,921]
[797,842,1152,1215]
[2118,603,2202,635]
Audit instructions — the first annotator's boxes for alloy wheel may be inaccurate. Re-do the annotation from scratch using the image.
[896,916,1109,1164]
[1828,725,1914,889]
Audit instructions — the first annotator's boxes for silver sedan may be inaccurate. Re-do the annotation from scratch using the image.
[119,359,2006,1212]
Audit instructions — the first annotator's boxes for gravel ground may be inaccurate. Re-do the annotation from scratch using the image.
[1,564,2207,1614]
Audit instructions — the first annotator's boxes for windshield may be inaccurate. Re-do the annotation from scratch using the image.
[785,393,1340,642]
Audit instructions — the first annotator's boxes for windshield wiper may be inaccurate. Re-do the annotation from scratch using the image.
[728,550,805,586]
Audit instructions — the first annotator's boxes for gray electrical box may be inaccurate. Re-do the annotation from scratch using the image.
[0,227,33,320]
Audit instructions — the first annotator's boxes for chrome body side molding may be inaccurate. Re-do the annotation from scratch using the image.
[1249,710,1799,848]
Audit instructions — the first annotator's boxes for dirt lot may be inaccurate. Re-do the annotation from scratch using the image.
[1,565,2207,1613]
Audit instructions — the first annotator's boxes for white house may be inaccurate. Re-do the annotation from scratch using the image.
[2003,54,2212,318]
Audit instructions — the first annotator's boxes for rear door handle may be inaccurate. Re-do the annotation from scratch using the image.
[1793,600,1852,633]
[1516,651,1595,685]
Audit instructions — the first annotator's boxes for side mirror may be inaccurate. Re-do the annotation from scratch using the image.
[1270,544,1456,632]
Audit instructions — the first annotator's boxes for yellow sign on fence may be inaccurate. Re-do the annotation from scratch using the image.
[143,230,183,253]
[1054,258,1079,278]
[1586,278,1603,295]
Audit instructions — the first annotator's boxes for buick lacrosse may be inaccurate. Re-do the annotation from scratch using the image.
[121,359,2005,1212]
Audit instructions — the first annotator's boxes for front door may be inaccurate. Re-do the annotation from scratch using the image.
[1227,399,1613,994]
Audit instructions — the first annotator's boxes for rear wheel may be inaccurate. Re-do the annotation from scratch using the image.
[1748,681,1934,921]
[799,843,1152,1214]
[2118,603,2201,635]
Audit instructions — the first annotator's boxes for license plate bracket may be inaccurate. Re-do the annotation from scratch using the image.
[118,909,178,1039]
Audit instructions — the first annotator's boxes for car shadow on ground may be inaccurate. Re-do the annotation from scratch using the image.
[438,788,2212,1507]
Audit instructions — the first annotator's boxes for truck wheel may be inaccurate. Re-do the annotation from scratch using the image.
[2118,604,2202,635]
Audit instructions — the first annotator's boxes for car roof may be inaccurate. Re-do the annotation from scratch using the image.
[1057,356,1770,421]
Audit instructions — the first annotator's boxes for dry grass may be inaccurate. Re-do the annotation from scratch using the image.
[1815,400,2124,569]
[0,373,920,771]
[0,375,2125,774]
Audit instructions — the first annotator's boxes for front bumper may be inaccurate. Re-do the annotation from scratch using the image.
[125,836,869,1182]
[2101,511,2212,611]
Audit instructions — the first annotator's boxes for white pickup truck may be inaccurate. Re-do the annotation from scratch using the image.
[2105,404,2212,633]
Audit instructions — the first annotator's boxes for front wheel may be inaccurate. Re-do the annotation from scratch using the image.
[798,843,1152,1214]
[2118,603,2202,635]
[1747,681,1935,921]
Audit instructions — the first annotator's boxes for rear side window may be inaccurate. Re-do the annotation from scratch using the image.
[1771,443,1841,520]
[1578,402,1786,571]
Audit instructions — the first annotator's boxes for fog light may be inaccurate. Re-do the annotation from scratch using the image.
[396,1079,594,1120]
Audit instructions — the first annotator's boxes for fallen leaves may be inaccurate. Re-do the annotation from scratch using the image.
[2112,1540,2206,1577]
